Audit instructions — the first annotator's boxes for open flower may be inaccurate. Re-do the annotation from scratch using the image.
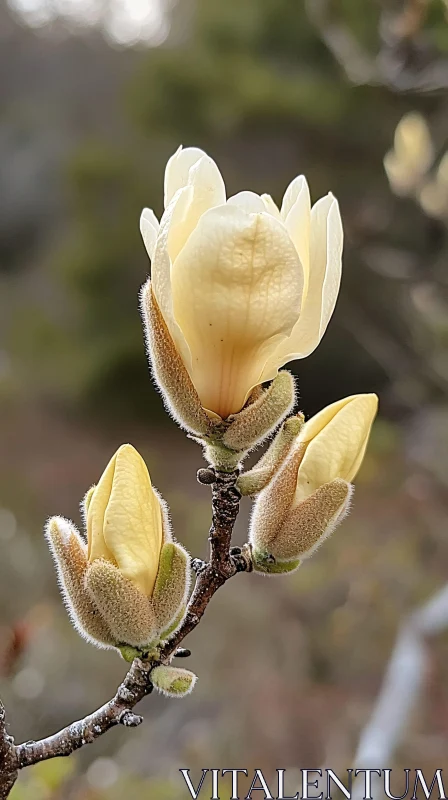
[250,394,378,573]
[46,444,190,651]
[141,146,343,421]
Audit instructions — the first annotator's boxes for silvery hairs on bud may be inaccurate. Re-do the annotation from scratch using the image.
[151,665,197,698]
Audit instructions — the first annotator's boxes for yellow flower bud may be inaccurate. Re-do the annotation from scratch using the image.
[293,393,379,504]
[87,443,163,597]
[141,146,343,420]
[384,112,433,197]
[46,445,191,651]
[250,394,378,573]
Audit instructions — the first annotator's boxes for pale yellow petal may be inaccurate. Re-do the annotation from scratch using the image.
[394,112,433,171]
[261,194,281,218]
[164,146,204,207]
[150,187,193,372]
[294,394,378,503]
[171,205,303,418]
[385,114,433,196]
[317,194,343,338]
[227,191,266,213]
[168,154,227,263]
[284,178,311,296]
[87,452,117,564]
[103,444,163,597]
[140,208,159,261]
[260,193,343,381]
[384,152,417,196]
[299,395,355,444]
[281,175,309,219]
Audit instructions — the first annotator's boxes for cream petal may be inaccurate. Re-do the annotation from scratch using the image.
[227,191,266,213]
[294,394,378,503]
[140,208,159,262]
[171,205,303,418]
[168,154,227,264]
[317,194,343,338]
[259,192,343,380]
[394,112,433,170]
[87,452,116,564]
[261,194,281,218]
[150,187,193,372]
[284,178,311,296]
[299,395,355,444]
[164,146,204,207]
[103,444,163,597]
[281,175,309,220]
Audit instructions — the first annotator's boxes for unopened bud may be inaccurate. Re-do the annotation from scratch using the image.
[151,665,197,697]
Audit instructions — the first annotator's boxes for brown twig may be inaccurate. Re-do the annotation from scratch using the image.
[0,469,251,795]
[306,0,448,93]
[0,700,16,799]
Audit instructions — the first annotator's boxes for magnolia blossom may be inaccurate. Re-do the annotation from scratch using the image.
[140,146,343,419]
[384,112,433,198]
[87,443,163,596]
[293,393,379,504]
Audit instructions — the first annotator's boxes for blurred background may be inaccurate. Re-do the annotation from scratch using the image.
[1,0,448,796]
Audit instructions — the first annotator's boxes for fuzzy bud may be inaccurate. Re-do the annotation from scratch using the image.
[45,445,191,652]
[222,371,296,452]
[151,665,197,697]
[250,394,378,575]
[151,542,191,639]
[237,413,304,496]
[141,281,214,437]
[85,559,158,647]
[45,517,115,648]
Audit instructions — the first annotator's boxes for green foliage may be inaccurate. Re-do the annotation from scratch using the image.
[10,758,75,800]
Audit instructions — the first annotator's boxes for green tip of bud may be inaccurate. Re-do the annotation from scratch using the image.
[151,665,197,697]
[119,645,141,663]
[152,543,190,637]
[252,549,301,576]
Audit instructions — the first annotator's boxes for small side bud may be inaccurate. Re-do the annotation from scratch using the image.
[222,371,296,452]
[249,442,307,552]
[151,542,191,638]
[45,517,115,647]
[273,479,353,561]
[251,479,352,575]
[151,665,197,697]
[85,559,158,647]
[197,468,216,485]
[237,414,304,496]
[141,281,214,437]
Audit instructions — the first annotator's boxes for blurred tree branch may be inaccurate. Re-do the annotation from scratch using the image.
[352,584,448,799]
[306,0,448,91]
[0,469,251,797]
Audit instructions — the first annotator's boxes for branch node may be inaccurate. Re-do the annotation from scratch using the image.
[174,648,191,658]
[191,558,207,574]
[197,468,216,485]
[119,710,144,728]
